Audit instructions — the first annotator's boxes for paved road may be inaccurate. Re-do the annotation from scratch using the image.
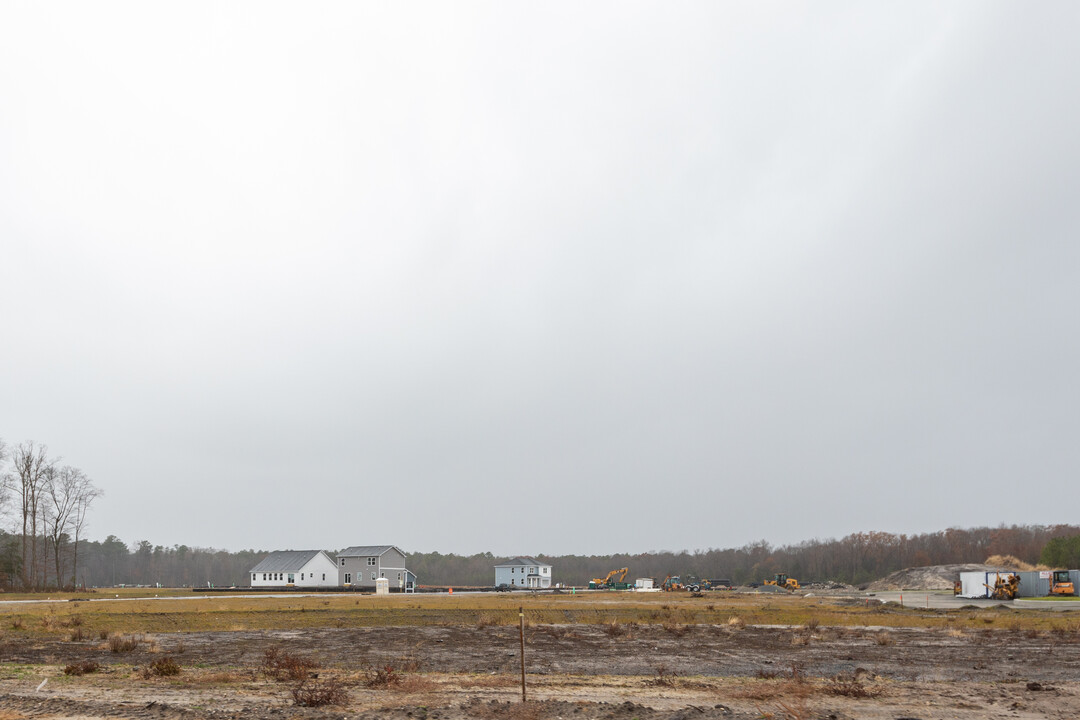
[875,590,1080,611]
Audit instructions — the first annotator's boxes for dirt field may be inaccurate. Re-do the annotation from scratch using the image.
[1,592,1078,719]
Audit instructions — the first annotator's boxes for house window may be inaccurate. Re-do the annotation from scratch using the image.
[263,574,267,581]
[345,573,351,584]
[367,557,376,566]
[370,571,375,581]
[300,573,304,581]
[252,574,256,583]
[288,573,294,584]
[380,572,385,578]
[322,573,325,581]
[340,558,346,566]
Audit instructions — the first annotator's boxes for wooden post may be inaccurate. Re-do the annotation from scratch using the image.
[519,607,526,702]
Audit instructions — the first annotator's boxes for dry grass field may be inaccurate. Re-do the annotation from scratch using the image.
[1,590,1079,719]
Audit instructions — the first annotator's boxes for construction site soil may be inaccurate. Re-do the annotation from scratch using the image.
[3,621,1080,719]
[866,564,1014,592]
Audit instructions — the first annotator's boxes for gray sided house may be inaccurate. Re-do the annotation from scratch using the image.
[249,550,339,588]
[494,557,552,589]
[337,545,415,592]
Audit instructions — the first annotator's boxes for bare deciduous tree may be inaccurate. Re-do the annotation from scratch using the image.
[44,465,98,589]
[70,472,100,589]
[11,442,52,589]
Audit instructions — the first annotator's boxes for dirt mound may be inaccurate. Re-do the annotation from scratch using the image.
[866,563,1012,591]
[985,555,1049,572]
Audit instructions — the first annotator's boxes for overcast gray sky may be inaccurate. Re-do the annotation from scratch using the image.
[1,2,1077,556]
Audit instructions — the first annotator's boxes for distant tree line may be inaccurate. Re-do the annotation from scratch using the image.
[409,525,1080,587]
[1,523,1076,590]
[0,439,102,590]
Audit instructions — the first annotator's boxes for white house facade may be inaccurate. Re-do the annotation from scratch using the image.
[249,550,339,588]
[494,557,552,589]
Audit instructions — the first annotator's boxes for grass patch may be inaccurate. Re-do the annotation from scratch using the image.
[0,590,1069,638]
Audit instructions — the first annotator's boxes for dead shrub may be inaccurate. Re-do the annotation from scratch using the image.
[363,663,401,688]
[68,627,86,642]
[61,615,83,628]
[262,647,318,682]
[826,674,881,698]
[395,650,425,673]
[10,617,23,630]
[873,631,894,646]
[803,617,820,631]
[726,616,745,628]
[602,620,627,637]
[41,615,57,631]
[292,677,348,707]
[63,660,100,676]
[108,634,142,653]
[143,656,181,677]
[98,629,109,640]
[662,622,688,637]
[476,613,498,628]
[645,665,677,687]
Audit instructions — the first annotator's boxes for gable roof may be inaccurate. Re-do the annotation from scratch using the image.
[250,550,332,574]
[337,545,404,558]
[494,556,551,568]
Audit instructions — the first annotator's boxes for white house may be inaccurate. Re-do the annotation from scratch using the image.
[249,550,339,588]
[494,557,552,589]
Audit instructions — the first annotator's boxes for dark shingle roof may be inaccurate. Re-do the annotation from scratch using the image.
[249,550,330,573]
[337,545,403,558]
[494,556,551,568]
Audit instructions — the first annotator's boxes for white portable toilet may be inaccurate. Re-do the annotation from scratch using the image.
[375,577,390,595]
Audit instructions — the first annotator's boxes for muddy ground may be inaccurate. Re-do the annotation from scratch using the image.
[2,623,1079,719]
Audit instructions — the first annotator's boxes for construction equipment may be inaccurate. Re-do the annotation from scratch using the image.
[1050,570,1075,596]
[764,573,800,591]
[983,573,1020,600]
[589,567,630,590]
[661,575,683,592]
[682,576,711,592]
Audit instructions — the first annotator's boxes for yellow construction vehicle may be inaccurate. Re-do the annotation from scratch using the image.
[589,567,630,590]
[764,573,800,591]
[1050,570,1075,596]
[661,575,683,592]
[983,573,1020,600]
